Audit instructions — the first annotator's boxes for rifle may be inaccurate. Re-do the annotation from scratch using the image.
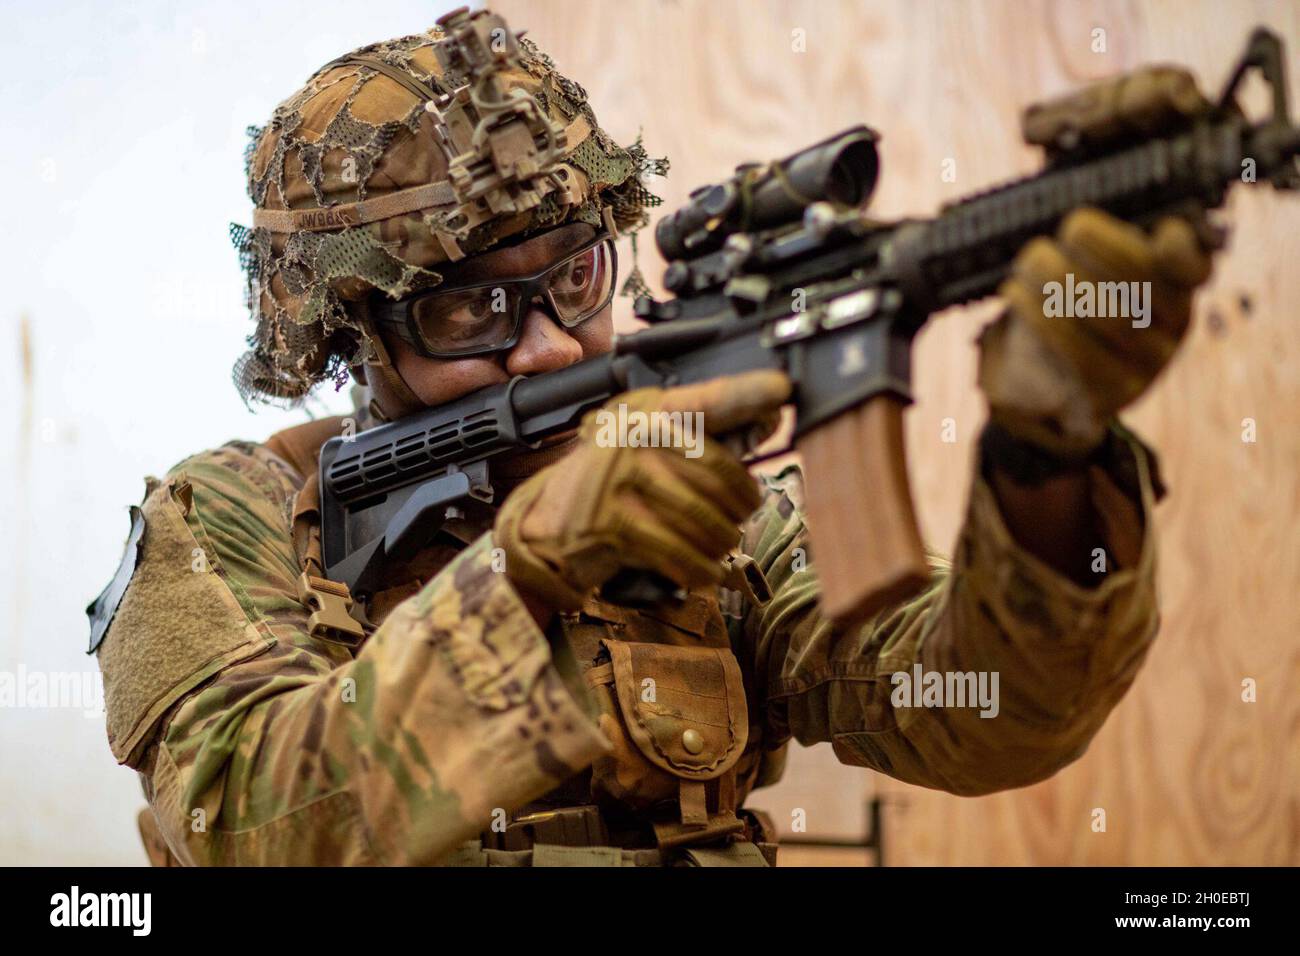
[318,28,1299,628]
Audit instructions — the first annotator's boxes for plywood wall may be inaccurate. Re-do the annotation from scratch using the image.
[496,0,1300,864]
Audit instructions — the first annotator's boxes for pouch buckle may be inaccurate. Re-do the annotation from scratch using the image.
[296,571,366,648]
[652,810,746,850]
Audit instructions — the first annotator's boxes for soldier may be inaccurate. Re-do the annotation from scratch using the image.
[90,9,1215,866]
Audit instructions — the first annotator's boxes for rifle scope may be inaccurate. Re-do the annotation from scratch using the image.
[654,125,880,262]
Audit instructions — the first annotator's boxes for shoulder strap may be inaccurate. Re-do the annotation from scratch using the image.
[264,416,348,483]
[265,417,369,646]
[264,416,344,577]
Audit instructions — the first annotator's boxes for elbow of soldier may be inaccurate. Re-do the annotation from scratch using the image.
[939,732,1095,797]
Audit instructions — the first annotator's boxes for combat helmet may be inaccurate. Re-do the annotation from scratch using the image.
[231,6,666,407]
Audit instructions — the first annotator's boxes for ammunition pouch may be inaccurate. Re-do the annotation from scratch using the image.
[584,638,750,850]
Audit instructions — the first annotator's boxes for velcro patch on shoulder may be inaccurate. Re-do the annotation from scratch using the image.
[94,477,275,767]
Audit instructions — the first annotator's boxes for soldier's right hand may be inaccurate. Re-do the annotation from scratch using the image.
[493,370,791,611]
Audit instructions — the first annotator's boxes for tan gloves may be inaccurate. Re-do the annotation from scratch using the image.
[980,66,1217,458]
[495,370,791,611]
[979,208,1213,457]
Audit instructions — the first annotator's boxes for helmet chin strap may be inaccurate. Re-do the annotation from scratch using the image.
[354,317,423,423]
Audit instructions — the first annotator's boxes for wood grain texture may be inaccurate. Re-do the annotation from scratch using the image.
[497,0,1300,865]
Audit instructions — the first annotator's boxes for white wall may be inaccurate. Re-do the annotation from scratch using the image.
[0,0,461,865]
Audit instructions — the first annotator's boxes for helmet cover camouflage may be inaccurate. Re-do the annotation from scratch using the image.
[230,7,667,405]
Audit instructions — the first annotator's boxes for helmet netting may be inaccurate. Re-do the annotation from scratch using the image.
[230,27,666,407]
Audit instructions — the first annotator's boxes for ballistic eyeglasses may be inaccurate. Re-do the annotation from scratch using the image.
[373,231,617,359]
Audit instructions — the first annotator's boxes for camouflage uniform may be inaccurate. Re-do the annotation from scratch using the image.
[93,415,1161,865]
[91,13,1166,866]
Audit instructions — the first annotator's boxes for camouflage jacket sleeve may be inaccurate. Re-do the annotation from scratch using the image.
[97,443,608,866]
[737,426,1161,796]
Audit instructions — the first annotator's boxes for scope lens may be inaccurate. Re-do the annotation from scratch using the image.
[825,140,877,206]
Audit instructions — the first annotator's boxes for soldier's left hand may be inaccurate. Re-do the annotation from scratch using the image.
[980,64,1221,458]
[978,206,1215,457]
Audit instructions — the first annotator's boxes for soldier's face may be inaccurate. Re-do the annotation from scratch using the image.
[375,222,614,417]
